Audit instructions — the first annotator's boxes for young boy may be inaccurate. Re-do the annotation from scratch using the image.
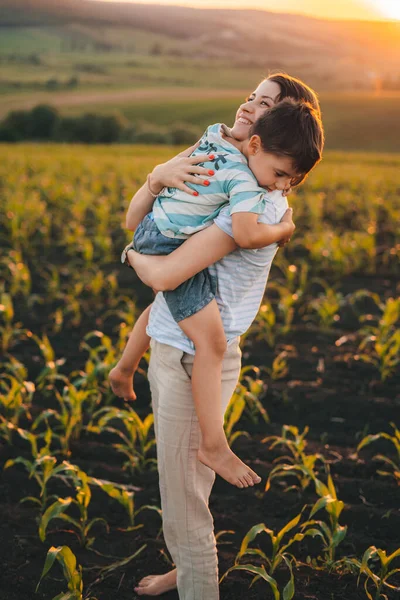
[110,98,324,489]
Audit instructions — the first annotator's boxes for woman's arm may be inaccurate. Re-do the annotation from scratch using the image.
[125,144,215,231]
[127,224,237,292]
[231,208,295,249]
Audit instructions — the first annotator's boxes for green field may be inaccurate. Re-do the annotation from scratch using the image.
[0,143,399,599]
[2,24,400,152]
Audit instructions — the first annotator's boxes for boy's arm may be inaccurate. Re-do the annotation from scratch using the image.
[127,224,237,292]
[231,209,295,249]
[226,168,294,249]
[116,304,152,374]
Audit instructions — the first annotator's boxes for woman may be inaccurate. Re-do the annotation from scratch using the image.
[125,74,321,598]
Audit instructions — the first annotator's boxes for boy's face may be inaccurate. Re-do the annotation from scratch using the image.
[246,136,300,192]
[230,79,281,141]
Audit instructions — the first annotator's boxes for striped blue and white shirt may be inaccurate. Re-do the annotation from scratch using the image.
[152,123,268,239]
[147,191,289,354]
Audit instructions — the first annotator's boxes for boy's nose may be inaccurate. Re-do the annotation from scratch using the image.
[276,180,288,191]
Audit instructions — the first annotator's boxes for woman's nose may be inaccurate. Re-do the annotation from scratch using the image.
[240,101,254,113]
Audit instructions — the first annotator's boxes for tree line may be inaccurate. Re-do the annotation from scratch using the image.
[0,105,201,145]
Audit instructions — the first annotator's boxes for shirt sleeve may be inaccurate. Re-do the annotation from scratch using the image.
[224,164,267,215]
[214,191,288,238]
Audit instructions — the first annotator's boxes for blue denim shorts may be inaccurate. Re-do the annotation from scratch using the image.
[133,213,216,322]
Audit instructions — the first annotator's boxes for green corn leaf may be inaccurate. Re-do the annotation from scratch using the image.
[387,548,400,565]
[85,517,109,536]
[19,496,42,507]
[281,557,295,600]
[314,477,330,497]
[97,544,147,576]
[357,434,383,452]
[309,496,329,518]
[223,564,280,599]
[331,525,347,548]
[39,497,72,542]
[229,430,251,447]
[52,593,79,600]
[36,545,79,593]
[239,548,270,564]
[4,457,32,472]
[239,523,268,556]
[276,512,303,546]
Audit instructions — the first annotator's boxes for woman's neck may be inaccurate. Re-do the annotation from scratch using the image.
[220,124,247,154]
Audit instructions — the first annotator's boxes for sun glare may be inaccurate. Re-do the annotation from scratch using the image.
[371,0,400,20]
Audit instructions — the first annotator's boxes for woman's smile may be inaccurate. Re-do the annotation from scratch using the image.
[230,79,281,141]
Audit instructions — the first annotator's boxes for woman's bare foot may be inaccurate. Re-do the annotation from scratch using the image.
[134,569,177,596]
[198,443,261,488]
[109,365,136,401]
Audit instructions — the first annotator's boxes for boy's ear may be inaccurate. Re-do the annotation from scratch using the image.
[248,135,262,155]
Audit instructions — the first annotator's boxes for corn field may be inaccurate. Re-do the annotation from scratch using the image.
[0,143,399,600]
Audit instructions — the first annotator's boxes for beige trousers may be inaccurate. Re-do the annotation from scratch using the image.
[147,339,242,600]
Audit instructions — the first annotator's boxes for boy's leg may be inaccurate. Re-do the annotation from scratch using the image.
[178,301,261,489]
[109,304,152,401]
[145,339,242,600]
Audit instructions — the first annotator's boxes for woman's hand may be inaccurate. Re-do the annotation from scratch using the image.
[282,186,292,197]
[278,207,295,247]
[150,144,215,197]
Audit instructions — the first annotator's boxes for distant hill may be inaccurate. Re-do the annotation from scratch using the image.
[1,0,399,89]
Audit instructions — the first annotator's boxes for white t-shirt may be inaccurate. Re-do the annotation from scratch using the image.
[147,190,289,355]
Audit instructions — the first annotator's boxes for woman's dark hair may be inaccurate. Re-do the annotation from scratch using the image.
[267,72,321,118]
[250,98,324,186]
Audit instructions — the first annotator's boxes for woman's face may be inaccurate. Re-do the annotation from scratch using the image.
[230,79,281,141]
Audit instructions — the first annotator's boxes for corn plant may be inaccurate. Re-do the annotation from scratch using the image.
[350,546,400,600]
[36,545,98,600]
[30,333,67,391]
[220,510,317,600]
[0,252,31,298]
[243,301,277,348]
[73,329,131,398]
[0,287,26,354]
[237,366,270,424]
[0,375,34,443]
[88,406,157,474]
[356,297,400,381]
[307,279,343,329]
[301,473,347,569]
[39,462,108,547]
[266,351,289,381]
[4,426,66,512]
[224,387,251,449]
[0,353,29,383]
[89,477,161,529]
[33,383,98,456]
[262,425,326,493]
[357,423,400,486]
[268,258,311,332]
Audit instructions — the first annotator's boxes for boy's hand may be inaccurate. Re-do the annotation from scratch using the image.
[278,207,295,247]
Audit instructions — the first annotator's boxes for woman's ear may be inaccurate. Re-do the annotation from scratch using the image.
[248,135,262,155]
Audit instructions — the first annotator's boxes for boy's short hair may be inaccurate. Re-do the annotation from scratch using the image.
[250,98,324,186]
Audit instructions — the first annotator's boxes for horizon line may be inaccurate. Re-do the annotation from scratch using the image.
[90,0,398,24]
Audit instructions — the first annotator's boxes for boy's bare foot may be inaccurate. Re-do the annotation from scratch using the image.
[134,569,177,596]
[198,443,261,488]
[109,366,136,401]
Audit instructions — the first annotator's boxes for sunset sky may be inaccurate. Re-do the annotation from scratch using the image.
[97,0,400,21]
